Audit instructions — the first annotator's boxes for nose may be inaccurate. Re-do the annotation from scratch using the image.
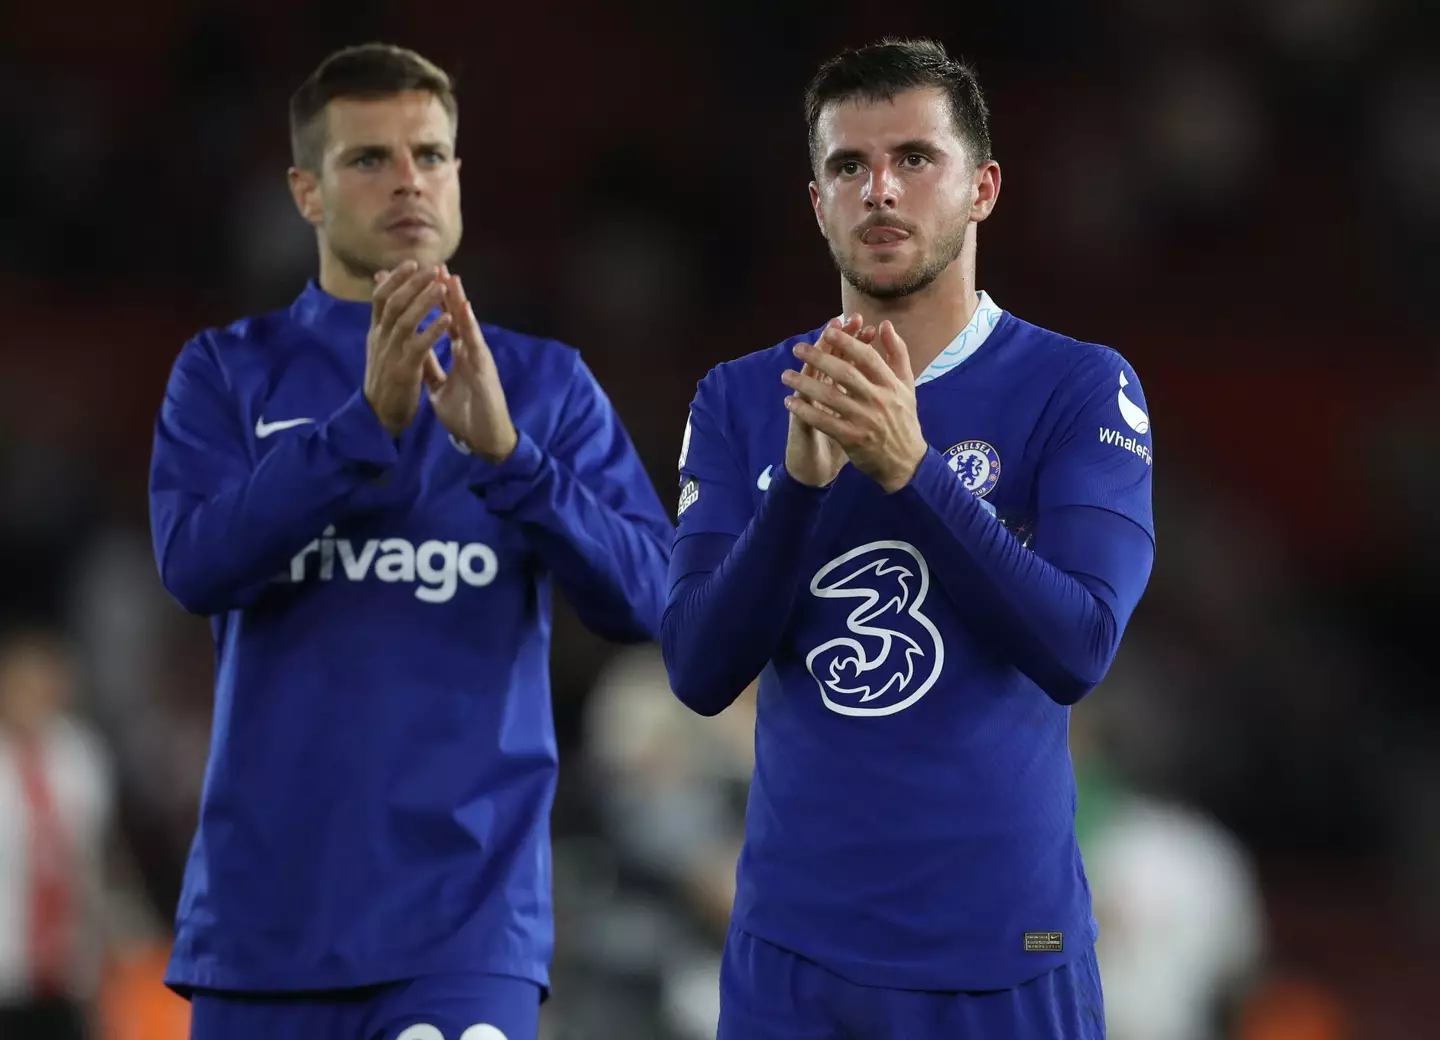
[862,161,900,210]
[392,152,424,197]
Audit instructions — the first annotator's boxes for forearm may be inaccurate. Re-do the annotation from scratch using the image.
[896,448,1153,704]
[467,432,673,642]
[151,390,397,615]
[661,468,831,715]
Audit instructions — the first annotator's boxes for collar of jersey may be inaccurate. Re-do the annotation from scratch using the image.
[292,279,372,333]
[913,290,1004,387]
[291,279,447,344]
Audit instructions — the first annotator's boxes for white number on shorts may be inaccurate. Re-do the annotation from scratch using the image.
[396,1028,445,1040]
[394,1026,509,1040]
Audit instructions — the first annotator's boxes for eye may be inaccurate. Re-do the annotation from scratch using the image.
[838,160,862,177]
[418,149,446,165]
[353,154,382,170]
[902,153,930,168]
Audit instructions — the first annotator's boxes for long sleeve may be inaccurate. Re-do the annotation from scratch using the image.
[660,366,852,715]
[662,469,833,715]
[148,336,399,616]
[463,354,673,643]
[896,449,1153,704]
[892,353,1156,704]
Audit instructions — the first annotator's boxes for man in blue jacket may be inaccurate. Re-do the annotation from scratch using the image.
[148,42,672,1040]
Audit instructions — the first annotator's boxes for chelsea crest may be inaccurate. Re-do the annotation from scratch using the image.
[942,440,1001,498]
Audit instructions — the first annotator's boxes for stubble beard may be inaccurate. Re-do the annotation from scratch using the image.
[327,213,462,284]
[832,218,968,301]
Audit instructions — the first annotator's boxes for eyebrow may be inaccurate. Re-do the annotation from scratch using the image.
[891,138,946,158]
[338,140,452,161]
[823,138,948,170]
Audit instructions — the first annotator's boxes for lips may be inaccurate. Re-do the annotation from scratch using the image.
[861,226,910,245]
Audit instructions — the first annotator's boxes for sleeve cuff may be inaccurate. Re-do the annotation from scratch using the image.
[903,447,953,497]
[463,429,546,497]
[774,463,835,502]
[758,464,835,533]
[321,389,401,472]
[898,447,986,517]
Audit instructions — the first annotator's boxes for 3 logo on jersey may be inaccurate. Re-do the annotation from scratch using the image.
[802,441,1003,716]
[276,525,499,604]
[804,540,945,717]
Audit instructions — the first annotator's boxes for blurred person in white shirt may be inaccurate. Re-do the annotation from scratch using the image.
[1073,702,1267,1040]
[0,624,122,1039]
[583,645,755,1040]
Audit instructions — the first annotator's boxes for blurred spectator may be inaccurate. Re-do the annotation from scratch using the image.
[1074,703,1266,1040]
[582,645,754,1040]
[0,626,119,1038]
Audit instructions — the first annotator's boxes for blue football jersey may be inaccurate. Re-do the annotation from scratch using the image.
[673,292,1155,991]
[148,280,672,994]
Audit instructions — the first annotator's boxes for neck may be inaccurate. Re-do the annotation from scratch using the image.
[839,232,979,377]
[317,246,376,303]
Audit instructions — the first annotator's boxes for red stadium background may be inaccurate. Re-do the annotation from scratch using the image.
[0,1,1436,1037]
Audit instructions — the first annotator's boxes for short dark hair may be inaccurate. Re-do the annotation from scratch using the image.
[804,38,992,172]
[289,43,457,171]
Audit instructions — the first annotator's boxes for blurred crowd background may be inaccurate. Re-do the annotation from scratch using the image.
[1,0,1437,1037]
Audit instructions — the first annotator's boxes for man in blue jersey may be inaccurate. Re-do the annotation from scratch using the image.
[663,38,1155,1038]
[148,43,672,1040]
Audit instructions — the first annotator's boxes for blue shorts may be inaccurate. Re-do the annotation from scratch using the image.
[189,973,541,1040]
[719,927,1105,1040]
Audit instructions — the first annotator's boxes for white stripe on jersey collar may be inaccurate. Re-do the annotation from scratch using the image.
[914,290,1003,387]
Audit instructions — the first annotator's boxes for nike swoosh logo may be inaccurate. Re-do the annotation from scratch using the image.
[757,465,773,491]
[255,417,314,438]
